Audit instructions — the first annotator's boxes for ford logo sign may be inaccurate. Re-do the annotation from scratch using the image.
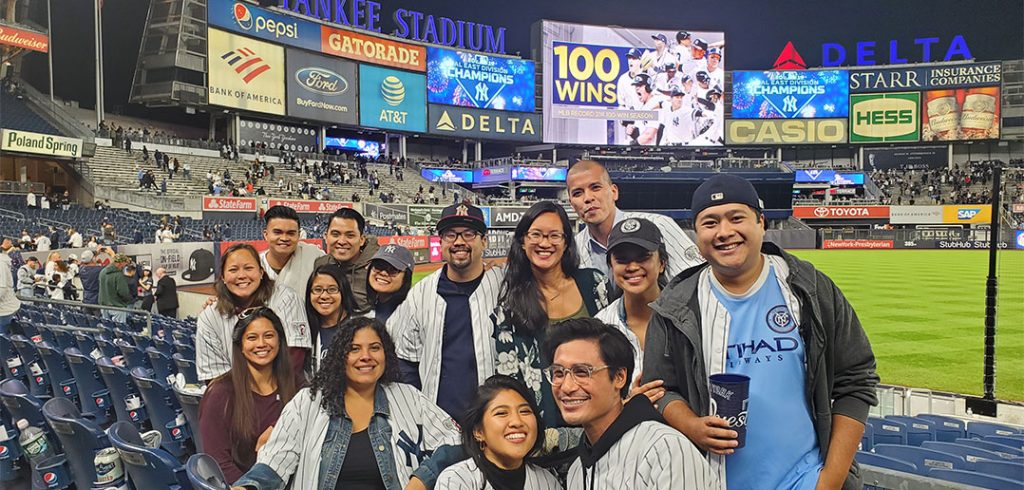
[295,67,347,96]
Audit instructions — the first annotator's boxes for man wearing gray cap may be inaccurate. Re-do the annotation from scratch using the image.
[643,173,878,490]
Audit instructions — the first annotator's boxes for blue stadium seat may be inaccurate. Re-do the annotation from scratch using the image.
[0,331,26,383]
[171,383,203,454]
[984,435,1024,449]
[0,378,53,437]
[921,441,1008,468]
[868,417,908,446]
[855,450,917,473]
[872,444,967,476]
[63,348,112,425]
[928,468,1021,490]
[95,357,148,428]
[130,367,189,457]
[71,331,101,361]
[956,438,1024,458]
[860,419,874,451]
[968,421,1023,439]
[117,342,152,371]
[917,414,967,442]
[884,416,936,446]
[186,453,230,490]
[9,335,52,399]
[173,354,199,385]
[93,335,120,360]
[46,327,76,352]
[146,347,178,383]
[35,341,77,403]
[107,421,190,490]
[972,459,1024,482]
[41,397,112,489]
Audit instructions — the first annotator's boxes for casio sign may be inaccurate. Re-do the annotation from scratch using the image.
[957,208,981,220]
[295,67,348,96]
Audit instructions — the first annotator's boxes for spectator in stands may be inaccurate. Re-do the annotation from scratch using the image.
[98,253,133,324]
[26,191,36,208]
[233,316,460,490]
[79,249,105,308]
[102,222,117,245]
[124,135,132,154]
[18,230,32,250]
[34,232,51,252]
[200,307,301,482]
[196,243,311,382]
[123,263,140,309]
[48,227,60,248]
[86,236,98,249]
[67,227,83,248]
[365,244,413,324]
[0,241,20,331]
[138,266,154,312]
[259,205,324,298]
[303,265,357,370]
[160,178,167,196]
[493,201,611,430]
[566,160,703,285]
[47,263,69,301]
[184,162,191,179]
[643,174,879,490]
[313,208,378,314]
[159,225,177,243]
[137,168,145,189]
[44,251,62,279]
[154,267,178,318]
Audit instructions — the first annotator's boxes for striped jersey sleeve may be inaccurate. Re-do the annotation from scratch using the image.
[388,384,461,452]
[632,211,704,278]
[195,305,231,381]
[437,459,563,490]
[252,387,314,482]
[269,284,312,349]
[636,423,718,490]
[385,274,430,363]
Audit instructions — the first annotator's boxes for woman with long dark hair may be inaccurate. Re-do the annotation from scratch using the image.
[139,266,155,312]
[199,308,300,482]
[304,264,357,369]
[232,317,460,490]
[435,375,560,490]
[493,200,610,429]
[196,243,311,382]
[365,244,414,323]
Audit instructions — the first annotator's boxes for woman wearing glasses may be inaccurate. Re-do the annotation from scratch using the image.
[197,243,312,382]
[435,375,560,490]
[304,265,358,371]
[365,244,415,324]
[199,308,301,482]
[493,201,610,432]
[232,317,460,490]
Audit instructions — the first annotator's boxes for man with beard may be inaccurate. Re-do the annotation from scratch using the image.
[386,203,504,418]
[313,208,379,314]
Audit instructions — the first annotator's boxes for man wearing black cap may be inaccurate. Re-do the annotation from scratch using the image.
[642,174,878,490]
[650,33,674,72]
[385,202,505,418]
[659,87,697,146]
[616,47,645,111]
[673,31,693,63]
[625,73,663,145]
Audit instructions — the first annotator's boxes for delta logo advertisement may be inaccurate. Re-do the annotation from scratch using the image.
[220,47,272,84]
[773,36,972,68]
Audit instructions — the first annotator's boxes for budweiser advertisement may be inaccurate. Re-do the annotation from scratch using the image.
[822,239,894,250]
[202,196,258,212]
[376,236,430,249]
[792,206,890,219]
[266,199,353,214]
[0,23,48,53]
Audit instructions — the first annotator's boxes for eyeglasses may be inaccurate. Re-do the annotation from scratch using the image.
[371,263,403,276]
[441,230,481,243]
[238,306,270,320]
[524,230,565,245]
[543,364,610,386]
[310,286,341,296]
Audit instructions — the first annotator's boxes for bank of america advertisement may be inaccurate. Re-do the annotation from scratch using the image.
[426,47,535,112]
[731,70,848,119]
[539,20,725,146]
[359,65,427,133]
[285,48,359,124]
[208,28,286,115]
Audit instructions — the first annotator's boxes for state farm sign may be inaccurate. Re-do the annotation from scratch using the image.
[376,235,430,249]
[203,196,258,212]
[793,206,890,219]
[267,199,353,214]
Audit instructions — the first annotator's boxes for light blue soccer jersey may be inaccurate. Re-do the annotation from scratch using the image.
[711,264,823,490]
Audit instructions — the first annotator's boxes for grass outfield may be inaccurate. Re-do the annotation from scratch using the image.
[411,250,1024,400]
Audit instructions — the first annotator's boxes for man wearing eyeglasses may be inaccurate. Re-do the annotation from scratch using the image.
[543,317,717,489]
[386,203,505,419]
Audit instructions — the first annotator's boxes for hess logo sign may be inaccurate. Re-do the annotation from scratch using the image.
[850,92,920,143]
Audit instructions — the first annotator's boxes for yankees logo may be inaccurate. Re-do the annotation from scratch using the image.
[397,425,433,468]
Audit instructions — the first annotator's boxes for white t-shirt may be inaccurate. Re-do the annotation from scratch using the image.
[34,236,51,251]
[69,232,83,248]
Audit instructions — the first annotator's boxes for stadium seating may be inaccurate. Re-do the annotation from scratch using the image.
[927,468,1022,490]
[972,459,1024,482]
[868,417,908,446]
[956,438,1024,458]
[95,357,149,429]
[107,421,191,489]
[8,335,53,399]
[172,383,204,454]
[186,453,231,490]
[130,367,190,457]
[884,416,936,446]
[921,441,1009,468]
[985,435,1024,448]
[40,397,111,489]
[62,347,112,425]
[856,450,918,473]
[0,91,60,135]
[872,444,968,475]
[968,420,1023,439]
[0,378,49,430]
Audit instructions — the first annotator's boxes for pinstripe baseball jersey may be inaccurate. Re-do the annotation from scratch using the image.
[385,266,504,406]
[243,383,460,489]
[576,210,703,280]
[259,241,324,300]
[196,284,311,381]
[436,458,562,490]
[594,298,644,387]
[568,420,718,490]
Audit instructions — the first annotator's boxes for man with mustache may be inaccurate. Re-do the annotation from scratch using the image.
[386,203,504,419]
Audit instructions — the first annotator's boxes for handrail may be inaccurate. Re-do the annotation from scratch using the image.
[15,80,95,140]
[15,294,153,335]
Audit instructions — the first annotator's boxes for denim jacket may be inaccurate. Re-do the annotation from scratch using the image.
[234,383,461,490]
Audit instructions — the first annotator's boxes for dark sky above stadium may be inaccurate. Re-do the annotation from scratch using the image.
[29,0,1024,113]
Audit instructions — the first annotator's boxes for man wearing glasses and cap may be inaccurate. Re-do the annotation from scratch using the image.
[386,203,504,419]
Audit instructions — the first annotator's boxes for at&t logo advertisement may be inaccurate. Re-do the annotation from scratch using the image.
[359,65,426,132]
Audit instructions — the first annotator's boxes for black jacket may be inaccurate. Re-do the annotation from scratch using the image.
[154,275,178,310]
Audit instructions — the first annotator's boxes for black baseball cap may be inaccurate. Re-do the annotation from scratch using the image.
[693,38,709,51]
[371,244,415,271]
[625,48,643,59]
[669,87,686,97]
[651,33,668,43]
[676,31,691,41]
[691,174,762,220]
[436,203,488,235]
[631,73,652,86]
[608,218,663,253]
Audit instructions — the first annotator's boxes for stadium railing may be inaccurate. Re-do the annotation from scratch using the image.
[14,295,155,337]
[0,181,45,194]
[819,228,1019,245]
[16,81,96,140]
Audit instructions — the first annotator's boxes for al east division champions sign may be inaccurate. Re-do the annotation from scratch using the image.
[731,70,848,119]
[207,28,286,115]
[849,92,920,143]
[285,49,359,124]
[426,47,535,112]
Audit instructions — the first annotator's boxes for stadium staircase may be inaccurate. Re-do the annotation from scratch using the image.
[0,91,60,135]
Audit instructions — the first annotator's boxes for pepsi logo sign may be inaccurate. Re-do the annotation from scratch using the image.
[295,67,348,96]
[233,2,253,30]
[0,445,9,458]
[43,472,58,485]
[35,376,43,383]
[62,385,72,394]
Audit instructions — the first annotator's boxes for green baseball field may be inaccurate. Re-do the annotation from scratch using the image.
[413,249,1024,400]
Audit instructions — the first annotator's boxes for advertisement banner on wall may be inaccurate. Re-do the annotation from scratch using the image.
[822,239,894,250]
[942,205,991,224]
[725,119,848,145]
[1016,231,1024,250]
[119,242,218,286]
[794,170,865,185]
[792,206,890,219]
[321,25,426,72]
[489,206,531,227]
[363,203,409,224]
[863,146,947,171]
[922,87,1000,141]
[849,92,920,143]
[420,168,474,183]
[426,46,535,112]
[266,198,352,214]
[889,205,944,224]
[540,20,725,146]
[474,166,511,184]
[376,236,430,249]
[731,70,849,119]
[0,129,81,158]
[207,0,321,52]
[285,48,359,125]
[202,196,258,212]
[0,23,49,53]
[207,28,286,115]
[428,105,541,142]
[407,205,444,227]
[511,167,568,182]
[359,65,427,133]
[238,118,318,152]
[848,62,1002,93]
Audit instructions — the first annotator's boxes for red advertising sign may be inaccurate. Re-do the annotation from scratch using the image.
[822,239,894,250]
[267,199,353,214]
[0,24,49,53]
[792,206,890,219]
[203,196,258,212]
[320,26,426,72]
[376,235,430,249]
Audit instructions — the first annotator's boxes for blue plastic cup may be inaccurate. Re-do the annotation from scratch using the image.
[709,373,750,448]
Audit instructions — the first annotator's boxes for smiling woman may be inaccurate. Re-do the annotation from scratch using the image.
[304,265,357,371]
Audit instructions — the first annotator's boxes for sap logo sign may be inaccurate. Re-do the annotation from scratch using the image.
[957,209,981,220]
[822,35,971,66]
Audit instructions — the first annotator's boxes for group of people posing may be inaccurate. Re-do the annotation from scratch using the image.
[194,160,878,489]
